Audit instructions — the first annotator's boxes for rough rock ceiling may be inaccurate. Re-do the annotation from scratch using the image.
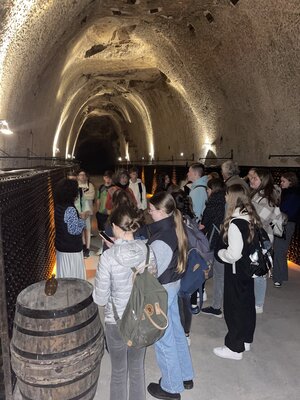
[0,0,299,167]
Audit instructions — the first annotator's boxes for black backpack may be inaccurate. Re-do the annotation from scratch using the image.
[230,220,273,278]
[246,226,273,277]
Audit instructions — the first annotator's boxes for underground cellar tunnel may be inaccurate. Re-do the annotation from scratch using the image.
[0,0,300,399]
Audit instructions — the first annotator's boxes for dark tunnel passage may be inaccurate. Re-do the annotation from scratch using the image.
[75,116,119,174]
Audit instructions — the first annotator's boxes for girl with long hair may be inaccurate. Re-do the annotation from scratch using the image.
[147,192,194,400]
[214,184,261,360]
[93,205,156,400]
[105,169,137,213]
[249,169,281,313]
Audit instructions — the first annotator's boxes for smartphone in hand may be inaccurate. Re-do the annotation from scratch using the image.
[99,231,114,244]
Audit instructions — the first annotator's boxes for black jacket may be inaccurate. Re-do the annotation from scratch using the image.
[202,191,226,250]
[55,205,83,253]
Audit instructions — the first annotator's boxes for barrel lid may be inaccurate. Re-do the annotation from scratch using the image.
[17,278,93,311]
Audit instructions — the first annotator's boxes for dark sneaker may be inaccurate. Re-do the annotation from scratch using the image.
[147,383,180,399]
[201,306,223,318]
[83,249,90,259]
[183,380,194,390]
[191,305,200,315]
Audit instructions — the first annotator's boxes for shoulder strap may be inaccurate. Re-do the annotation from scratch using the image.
[138,182,143,202]
[208,223,221,245]
[112,244,151,324]
[131,244,150,273]
[193,184,206,190]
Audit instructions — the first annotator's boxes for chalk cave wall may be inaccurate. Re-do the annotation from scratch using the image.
[0,0,299,168]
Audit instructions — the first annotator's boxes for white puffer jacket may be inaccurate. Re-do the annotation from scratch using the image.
[93,239,156,324]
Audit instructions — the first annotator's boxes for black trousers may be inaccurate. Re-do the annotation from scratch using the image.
[96,212,109,231]
[178,294,192,335]
[223,263,256,353]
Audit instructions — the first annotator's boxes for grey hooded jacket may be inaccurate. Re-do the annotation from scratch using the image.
[93,239,156,324]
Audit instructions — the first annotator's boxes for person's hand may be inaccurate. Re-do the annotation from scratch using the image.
[199,223,205,230]
[204,267,210,280]
[104,237,115,248]
[79,211,89,220]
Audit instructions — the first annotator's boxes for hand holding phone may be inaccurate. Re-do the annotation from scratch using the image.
[99,231,114,244]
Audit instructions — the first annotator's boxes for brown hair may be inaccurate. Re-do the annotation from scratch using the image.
[112,189,136,210]
[110,205,142,233]
[149,192,188,273]
[250,169,279,206]
[222,184,261,243]
[281,172,299,187]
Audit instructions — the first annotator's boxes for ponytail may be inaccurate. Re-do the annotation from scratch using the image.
[173,209,188,273]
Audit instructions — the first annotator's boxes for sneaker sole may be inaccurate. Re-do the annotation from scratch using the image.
[213,349,243,360]
[201,311,223,318]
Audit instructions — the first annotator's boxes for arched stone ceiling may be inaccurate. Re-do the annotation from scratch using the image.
[0,0,299,168]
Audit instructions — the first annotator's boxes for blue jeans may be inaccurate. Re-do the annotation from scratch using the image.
[155,281,194,394]
[254,276,267,307]
[105,324,146,400]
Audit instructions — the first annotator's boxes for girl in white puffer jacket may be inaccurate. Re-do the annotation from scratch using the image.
[93,205,156,400]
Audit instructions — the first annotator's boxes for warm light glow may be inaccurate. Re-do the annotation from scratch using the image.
[125,92,155,161]
[125,142,130,161]
[180,152,184,156]
[0,120,13,135]
[67,153,71,159]
[51,262,57,277]
[118,157,122,161]
[288,260,300,271]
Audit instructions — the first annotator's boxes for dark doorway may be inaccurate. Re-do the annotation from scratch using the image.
[75,116,119,174]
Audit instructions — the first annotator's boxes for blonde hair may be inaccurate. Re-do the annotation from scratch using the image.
[150,192,188,273]
[222,184,261,243]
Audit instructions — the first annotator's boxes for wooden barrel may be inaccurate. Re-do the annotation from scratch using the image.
[10,278,104,400]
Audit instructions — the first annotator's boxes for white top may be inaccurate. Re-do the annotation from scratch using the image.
[129,179,147,210]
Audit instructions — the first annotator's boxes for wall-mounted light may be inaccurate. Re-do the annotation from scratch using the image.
[0,120,13,135]
[142,156,145,160]
[67,154,72,159]
[180,152,184,157]
[118,157,122,161]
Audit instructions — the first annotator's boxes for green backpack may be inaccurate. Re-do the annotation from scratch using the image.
[112,245,168,348]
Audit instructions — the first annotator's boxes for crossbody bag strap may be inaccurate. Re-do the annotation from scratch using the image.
[208,223,221,245]
[113,244,151,323]
[138,182,143,203]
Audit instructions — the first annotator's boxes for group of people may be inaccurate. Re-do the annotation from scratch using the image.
[53,162,300,400]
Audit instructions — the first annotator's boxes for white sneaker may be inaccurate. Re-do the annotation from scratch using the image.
[186,335,191,346]
[244,342,251,352]
[202,289,207,302]
[255,305,264,314]
[213,346,243,360]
